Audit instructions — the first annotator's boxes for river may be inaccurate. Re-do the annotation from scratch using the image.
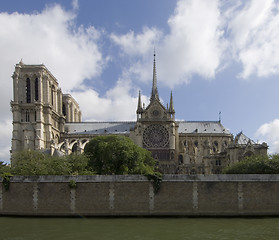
[1,217,279,239]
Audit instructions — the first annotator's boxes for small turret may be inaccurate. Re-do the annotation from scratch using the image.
[136,90,143,114]
[169,91,175,117]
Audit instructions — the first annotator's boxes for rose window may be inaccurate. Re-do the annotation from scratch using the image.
[143,124,169,148]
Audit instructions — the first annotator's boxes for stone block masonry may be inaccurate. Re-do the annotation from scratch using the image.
[1,175,279,216]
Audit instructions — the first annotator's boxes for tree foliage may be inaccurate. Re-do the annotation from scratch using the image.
[223,154,279,174]
[0,161,11,175]
[84,135,156,175]
[8,136,157,176]
[66,154,94,175]
[11,150,94,176]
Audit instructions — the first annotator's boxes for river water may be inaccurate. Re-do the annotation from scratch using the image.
[1,217,279,240]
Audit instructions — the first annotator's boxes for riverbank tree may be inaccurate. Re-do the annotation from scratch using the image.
[223,154,279,174]
[3,135,157,176]
[84,135,156,175]
[9,150,94,176]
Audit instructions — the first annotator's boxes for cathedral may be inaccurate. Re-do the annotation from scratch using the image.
[10,56,268,174]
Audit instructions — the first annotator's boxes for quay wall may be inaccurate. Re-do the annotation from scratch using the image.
[1,175,279,216]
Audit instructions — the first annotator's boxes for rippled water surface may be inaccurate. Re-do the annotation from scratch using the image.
[1,217,279,240]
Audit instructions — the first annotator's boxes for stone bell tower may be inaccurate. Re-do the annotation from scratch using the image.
[10,60,81,158]
[130,53,179,173]
[10,61,64,155]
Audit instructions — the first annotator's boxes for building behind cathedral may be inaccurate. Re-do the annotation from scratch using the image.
[10,56,268,174]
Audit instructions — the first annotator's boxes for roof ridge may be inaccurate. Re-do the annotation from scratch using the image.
[66,121,136,124]
[177,120,221,123]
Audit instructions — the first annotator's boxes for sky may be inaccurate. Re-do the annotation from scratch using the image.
[1,0,279,162]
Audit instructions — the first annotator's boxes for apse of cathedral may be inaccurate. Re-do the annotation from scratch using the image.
[10,57,268,174]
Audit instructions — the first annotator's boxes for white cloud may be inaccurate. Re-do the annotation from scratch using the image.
[255,119,279,153]
[109,0,279,84]
[159,0,226,87]
[111,27,162,56]
[110,0,226,88]
[72,74,149,121]
[72,0,79,11]
[0,121,12,162]
[0,4,103,92]
[227,0,279,78]
[110,27,162,85]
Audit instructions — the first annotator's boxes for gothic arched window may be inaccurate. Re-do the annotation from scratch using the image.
[72,143,78,153]
[62,103,66,116]
[51,85,54,105]
[179,154,183,164]
[26,78,31,103]
[35,78,39,101]
[25,111,30,122]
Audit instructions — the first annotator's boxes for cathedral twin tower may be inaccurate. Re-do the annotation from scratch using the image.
[11,60,81,154]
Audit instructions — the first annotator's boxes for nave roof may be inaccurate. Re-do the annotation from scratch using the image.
[65,121,230,135]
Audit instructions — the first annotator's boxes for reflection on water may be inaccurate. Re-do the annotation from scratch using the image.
[1,217,279,240]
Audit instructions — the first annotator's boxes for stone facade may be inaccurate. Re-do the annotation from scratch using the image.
[10,57,268,173]
[10,61,81,159]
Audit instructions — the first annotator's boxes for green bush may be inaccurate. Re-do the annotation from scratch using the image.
[0,161,11,175]
[223,154,279,174]
[1,172,12,191]
[11,150,94,176]
[146,172,162,194]
[69,179,77,189]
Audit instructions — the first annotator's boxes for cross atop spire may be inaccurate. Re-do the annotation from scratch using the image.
[150,50,159,101]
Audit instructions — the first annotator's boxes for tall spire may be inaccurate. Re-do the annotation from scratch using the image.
[150,50,159,101]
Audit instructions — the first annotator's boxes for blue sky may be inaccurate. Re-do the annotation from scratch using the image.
[1,0,279,162]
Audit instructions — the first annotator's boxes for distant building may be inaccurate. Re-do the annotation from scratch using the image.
[10,56,268,174]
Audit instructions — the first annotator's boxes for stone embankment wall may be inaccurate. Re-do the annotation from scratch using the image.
[1,175,279,216]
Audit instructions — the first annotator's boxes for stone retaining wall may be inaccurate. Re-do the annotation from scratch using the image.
[0,175,279,216]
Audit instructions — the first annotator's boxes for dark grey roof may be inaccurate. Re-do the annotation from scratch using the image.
[65,121,231,135]
[235,132,255,145]
[177,121,230,134]
[65,122,136,135]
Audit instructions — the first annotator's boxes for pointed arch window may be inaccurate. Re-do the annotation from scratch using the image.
[72,143,78,153]
[25,111,30,122]
[35,78,39,101]
[62,103,66,116]
[179,154,183,164]
[51,85,54,105]
[26,78,31,103]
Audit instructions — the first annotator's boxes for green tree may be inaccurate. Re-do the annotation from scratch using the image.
[11,150,94,176]
[84,135,156,175]
[11,150,50,175]
[223,154,279,174]
[44,155,71,175]
[65,154,94,175]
